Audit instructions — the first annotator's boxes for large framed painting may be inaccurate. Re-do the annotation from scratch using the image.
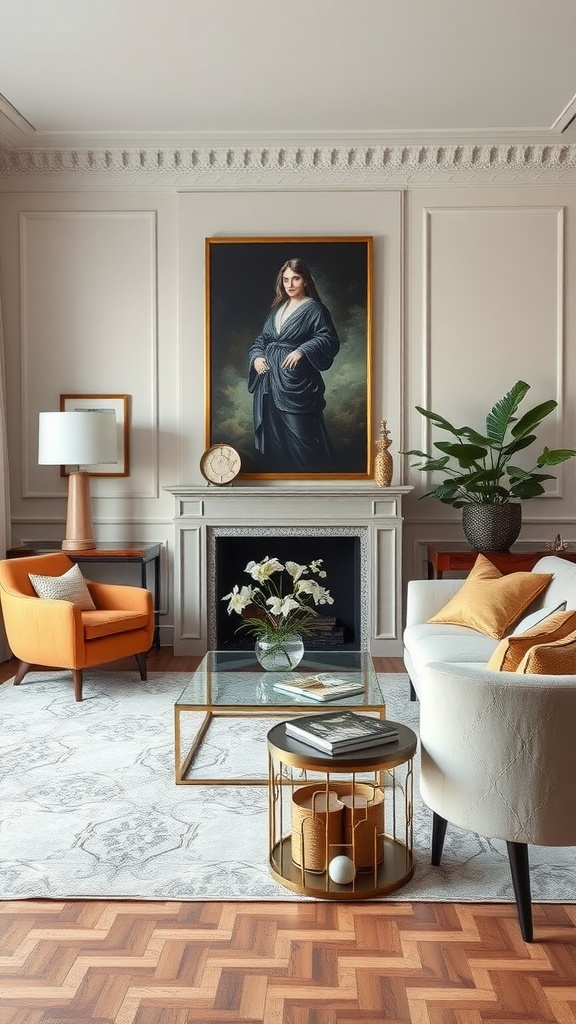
[205,236,373,479]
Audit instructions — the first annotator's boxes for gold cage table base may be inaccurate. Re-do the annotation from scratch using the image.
[267,720,417,899]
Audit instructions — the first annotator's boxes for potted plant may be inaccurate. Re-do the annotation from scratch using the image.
[221,555,334,669]
[402,379,576,551]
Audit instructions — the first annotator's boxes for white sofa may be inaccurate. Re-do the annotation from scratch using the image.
[403,554,576,700]
[403,553,576,942]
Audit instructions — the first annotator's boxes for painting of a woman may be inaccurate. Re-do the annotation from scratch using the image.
[206,236,372,478]
[247,258,340,472]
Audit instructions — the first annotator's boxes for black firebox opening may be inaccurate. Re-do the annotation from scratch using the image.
[215,535,361,650]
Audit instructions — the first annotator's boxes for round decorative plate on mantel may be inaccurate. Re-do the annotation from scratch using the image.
[200,444,241,486]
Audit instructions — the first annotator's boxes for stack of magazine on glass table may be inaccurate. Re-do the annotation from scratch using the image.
[284,710,399,755]
[273,673,364,702]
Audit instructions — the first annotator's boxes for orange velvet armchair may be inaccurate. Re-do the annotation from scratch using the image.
[0,552,154,701]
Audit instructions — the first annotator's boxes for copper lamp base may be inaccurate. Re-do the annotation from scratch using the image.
[62,471,96,551]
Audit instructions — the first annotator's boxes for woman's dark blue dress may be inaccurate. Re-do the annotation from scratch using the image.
[247,300,340,473]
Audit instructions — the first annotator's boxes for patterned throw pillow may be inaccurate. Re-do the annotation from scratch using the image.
[427,553,553,640]
[516,631,576,674]
[28,563,96,610]
[486,609,576,671]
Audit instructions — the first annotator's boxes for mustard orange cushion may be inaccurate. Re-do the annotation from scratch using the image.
[82,610,148,640]
[428,553,553,640]
[516,630,576,674]
[486,609,576,671]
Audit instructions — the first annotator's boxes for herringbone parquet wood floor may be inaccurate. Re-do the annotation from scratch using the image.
[2,655,576,1022]
[2,899,576,1023]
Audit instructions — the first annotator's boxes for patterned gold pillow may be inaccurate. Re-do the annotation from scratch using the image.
[28,563,96,610]
[486,609,576,671]
[516,631,576,675]
[427,553,553,640]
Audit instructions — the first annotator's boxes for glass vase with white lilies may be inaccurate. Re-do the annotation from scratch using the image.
[222,556,334,669]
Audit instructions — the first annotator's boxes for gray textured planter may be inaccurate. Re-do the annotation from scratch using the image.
[461,503,522,552]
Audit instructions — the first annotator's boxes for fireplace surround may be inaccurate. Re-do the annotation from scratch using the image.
[166,485,410,657]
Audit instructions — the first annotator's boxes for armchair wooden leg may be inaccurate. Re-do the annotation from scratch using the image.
[506,841,533,943]
[431,811,448,866]
[13,662,32,686]
[73,670,83,702]
[409,678,417,701]
[135,652,147,680]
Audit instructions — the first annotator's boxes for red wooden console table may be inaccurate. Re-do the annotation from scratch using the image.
[426,543,576,580]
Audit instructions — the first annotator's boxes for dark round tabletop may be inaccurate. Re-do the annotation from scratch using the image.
[266,719,417,772]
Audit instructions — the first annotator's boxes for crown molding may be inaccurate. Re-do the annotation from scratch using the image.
[1,142,576,191]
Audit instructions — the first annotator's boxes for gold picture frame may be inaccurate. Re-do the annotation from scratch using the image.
[59,394,130,476]
[205,236,373,479]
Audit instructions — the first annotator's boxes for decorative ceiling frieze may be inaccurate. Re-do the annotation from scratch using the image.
[1,142,576,190]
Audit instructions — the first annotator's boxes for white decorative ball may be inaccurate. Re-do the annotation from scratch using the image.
[328,855,356,885]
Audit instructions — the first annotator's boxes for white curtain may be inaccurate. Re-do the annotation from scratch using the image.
[0,273,12,661]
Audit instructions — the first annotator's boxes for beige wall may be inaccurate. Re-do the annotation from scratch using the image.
[1,183,575,643]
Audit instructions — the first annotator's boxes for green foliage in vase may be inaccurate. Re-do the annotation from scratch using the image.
[402,380,576,508]
[222,556,334,643]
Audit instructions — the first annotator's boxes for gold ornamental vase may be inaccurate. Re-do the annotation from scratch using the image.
[374,420,393,487]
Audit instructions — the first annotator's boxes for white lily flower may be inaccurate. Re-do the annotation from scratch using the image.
[222,584,258,614]
[266,595,300,618]
[295,579,334,605]
[285,560,307,582]
[245,556,284,583]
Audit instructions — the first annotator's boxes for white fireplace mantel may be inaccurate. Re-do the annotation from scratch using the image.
[165,484,412,657]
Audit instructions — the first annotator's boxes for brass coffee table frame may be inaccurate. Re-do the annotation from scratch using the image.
[174,650,384,786]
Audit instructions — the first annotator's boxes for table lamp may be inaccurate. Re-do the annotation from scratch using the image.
[38,410,118,550]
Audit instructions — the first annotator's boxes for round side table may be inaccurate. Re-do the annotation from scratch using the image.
[267,720,417,899]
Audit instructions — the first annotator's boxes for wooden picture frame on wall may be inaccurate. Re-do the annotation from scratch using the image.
[59,394,130,476]
[205,236,373,479]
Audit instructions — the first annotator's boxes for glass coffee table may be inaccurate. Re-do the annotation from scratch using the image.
[174,650,384,786]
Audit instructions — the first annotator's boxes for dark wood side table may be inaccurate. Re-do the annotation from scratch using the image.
[7,541,161,647]
[426,543,576,579]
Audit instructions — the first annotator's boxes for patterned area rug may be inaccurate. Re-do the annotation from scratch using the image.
[1,670,574,902]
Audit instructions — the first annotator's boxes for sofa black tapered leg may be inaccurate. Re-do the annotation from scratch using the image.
[409,678,417,702]
[431,812,448,866]
[506,841,533,943]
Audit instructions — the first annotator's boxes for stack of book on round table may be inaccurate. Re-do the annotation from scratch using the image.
[285,710,398,755]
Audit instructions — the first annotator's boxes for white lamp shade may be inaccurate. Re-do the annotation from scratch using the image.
[38,410,118,467]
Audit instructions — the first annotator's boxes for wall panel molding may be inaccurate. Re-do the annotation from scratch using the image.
[415,204,566,495]
[20,209,159,500]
